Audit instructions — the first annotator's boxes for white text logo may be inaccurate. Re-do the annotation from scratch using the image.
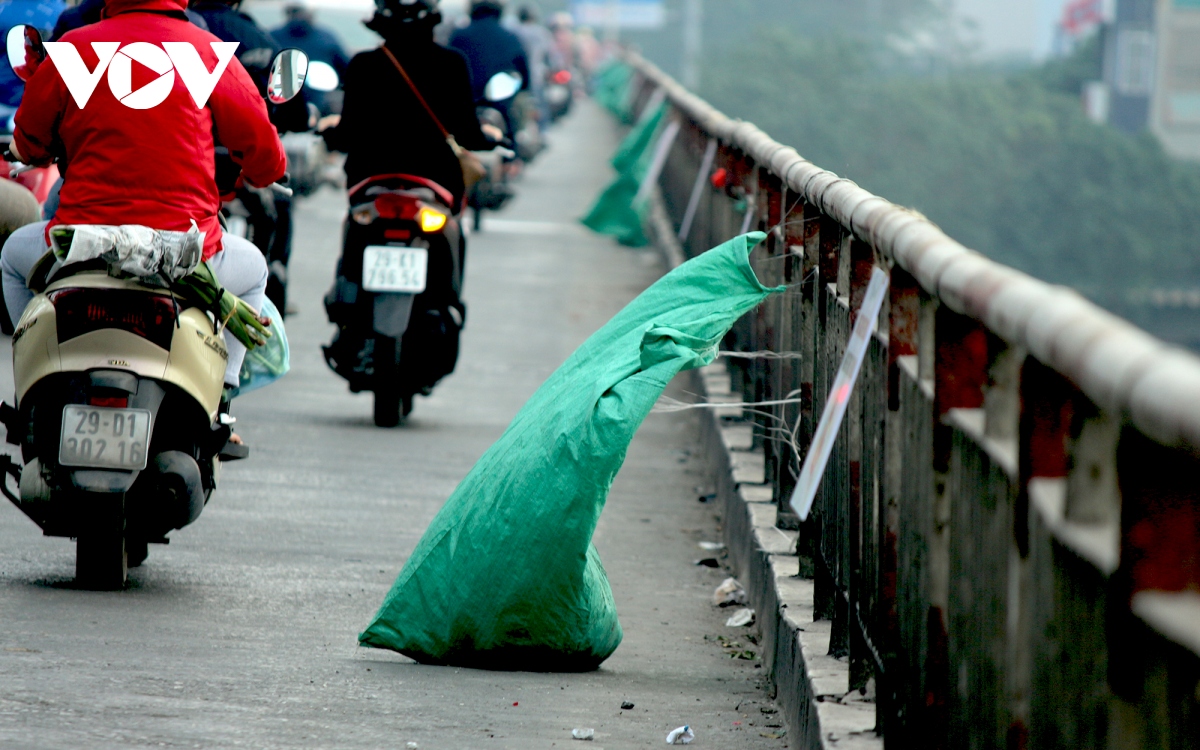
[43,41,240,110]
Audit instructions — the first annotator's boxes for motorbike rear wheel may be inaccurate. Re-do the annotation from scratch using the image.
[76,531,127,590]
[372,336,411,427]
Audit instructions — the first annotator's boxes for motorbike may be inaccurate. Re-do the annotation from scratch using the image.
[544,67,573,122]
[0,26,309,589]
[282,61,342,199]
[467,72,521,232]
[323,174,465,427]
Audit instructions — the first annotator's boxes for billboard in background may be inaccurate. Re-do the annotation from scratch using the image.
[571,0,667,30]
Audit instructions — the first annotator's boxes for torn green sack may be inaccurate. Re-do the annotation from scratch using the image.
[359,233,783,671]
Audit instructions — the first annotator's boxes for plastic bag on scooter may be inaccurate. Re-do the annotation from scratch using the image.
[235,297,290,396]
[49,223,203,282]
[359,233,782,671]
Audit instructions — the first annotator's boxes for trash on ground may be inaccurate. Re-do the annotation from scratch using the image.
[726,608,756,627]
[697,493,716,503]
[405,744,418,749]
[357,234,781,671]
[694,557,720,568]
[572,728,595,740]
[666,725,695,744]
[713,577,748,607]
[621,700,635,710]
[760,729,787,739]
[698,541,725,551]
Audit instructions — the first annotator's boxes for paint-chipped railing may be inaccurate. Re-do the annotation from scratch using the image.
[623,51,1200,748]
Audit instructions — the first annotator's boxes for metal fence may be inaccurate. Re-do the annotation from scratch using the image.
[623,52,1200,748]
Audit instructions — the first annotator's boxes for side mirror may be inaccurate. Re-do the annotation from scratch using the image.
[305,60,339,93]
[6,25,46,83]
[267,48,309,104]
[483,71,522,102]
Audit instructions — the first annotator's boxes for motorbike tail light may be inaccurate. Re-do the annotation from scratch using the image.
[49,288,177,350]
[374,193,421,221]
[384,229,412,241]
[418,207,448,233]
[89,395,128,408]
[552,70,572,85]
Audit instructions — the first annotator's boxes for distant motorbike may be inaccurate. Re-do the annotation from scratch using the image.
[0,28,308,589]
[283,60,342,198]
[545,67,573,122]
[0,103,60,206]
[467,72,521,232]
[323,174,465,426]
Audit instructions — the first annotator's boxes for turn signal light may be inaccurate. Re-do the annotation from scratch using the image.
[419,207,448,233]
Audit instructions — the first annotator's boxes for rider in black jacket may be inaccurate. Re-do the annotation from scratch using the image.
[190,0,307,312]
[320,0,492,210]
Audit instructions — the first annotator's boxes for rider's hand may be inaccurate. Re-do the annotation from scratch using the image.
[316,114,341,133]
[481,123,505,143]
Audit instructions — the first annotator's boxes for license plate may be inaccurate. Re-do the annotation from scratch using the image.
[362,246,428,293]
[59,406,152,471]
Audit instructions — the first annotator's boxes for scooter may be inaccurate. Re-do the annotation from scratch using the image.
[544,67,573,122]
[0,27,309,589]
[323,174,465,427]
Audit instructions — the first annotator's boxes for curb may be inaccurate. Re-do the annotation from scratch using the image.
[646,195,881,750]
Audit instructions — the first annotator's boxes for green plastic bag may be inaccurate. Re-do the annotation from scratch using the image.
[592,60,634,122]
[581,102,668,247]
[235,297,290,396]
[359,233,783,671]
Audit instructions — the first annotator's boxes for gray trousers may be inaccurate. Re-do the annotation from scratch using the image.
[1,221,267,386]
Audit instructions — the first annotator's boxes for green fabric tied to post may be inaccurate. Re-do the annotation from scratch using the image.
[581,101,667,247]
[359,233,784,671]
[592,60,635,122]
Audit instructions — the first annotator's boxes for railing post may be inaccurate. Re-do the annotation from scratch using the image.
[928,306,988,748]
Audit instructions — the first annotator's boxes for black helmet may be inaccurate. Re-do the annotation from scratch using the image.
[372,0,441,23]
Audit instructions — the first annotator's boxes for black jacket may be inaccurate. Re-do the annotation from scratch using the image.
[448,13,529,103]
[323,40,491,208]
[189,1,307,133]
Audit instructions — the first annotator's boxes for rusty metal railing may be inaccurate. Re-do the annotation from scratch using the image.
[623,51,1200,748]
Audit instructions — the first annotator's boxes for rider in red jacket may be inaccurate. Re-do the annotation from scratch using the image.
[1,0,285,390]
[11,0,285,261]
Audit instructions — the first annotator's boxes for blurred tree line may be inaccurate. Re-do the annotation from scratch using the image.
[702,30,1200,330]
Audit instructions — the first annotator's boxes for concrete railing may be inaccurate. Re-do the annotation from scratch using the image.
[624,51,1200,748]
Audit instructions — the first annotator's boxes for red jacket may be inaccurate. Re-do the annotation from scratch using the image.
[14,0,285,260]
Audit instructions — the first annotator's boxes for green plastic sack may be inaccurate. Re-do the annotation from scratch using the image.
[359,233,783,671]
[592,60,634,122]
[581,102,668,247]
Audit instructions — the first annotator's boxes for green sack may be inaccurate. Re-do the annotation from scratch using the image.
[592,60,634,122]
[582,102,668,247]
[359,233,783,671]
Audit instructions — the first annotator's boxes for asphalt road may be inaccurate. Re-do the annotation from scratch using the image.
[0,99,788,749]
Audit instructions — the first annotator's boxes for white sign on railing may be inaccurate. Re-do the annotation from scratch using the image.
[789,267,890,521]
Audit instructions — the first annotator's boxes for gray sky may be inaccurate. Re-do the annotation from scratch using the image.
[955,0,1066,60]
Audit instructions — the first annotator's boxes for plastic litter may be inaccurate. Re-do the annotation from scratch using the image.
[358,233,783,670]
[666,725,695,745]
[693,557,719,568]
[713,577,748,607]
[405,743,418,749]
[725,608,756,627]
[572,728,595,740]
[698,541,725,551]
[621,701,635,710]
